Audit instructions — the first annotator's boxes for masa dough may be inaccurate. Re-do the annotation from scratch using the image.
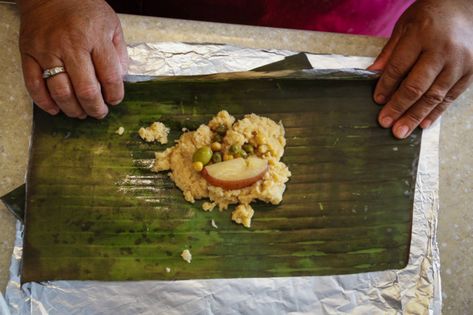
[153,111,291,227]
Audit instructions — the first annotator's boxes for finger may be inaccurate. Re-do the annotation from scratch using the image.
[92,42,124,106]
[373,32,422,104]
[64,52,109,119]
[390,67,459,138]
[40,56,87,119]
[367,24,403,71]
[21,54,59,115]
[378,53,444,129]
[113,25,129,77]
[47,72,87,119]
[420,74,473,129]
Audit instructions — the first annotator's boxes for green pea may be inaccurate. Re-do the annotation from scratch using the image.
[192,146,213,165]
[212,152,222,163]
[242,144,254,154]
[215,124,227,136]
[236,149,248,159]
[229,144,240,154]
[213,133,223,143]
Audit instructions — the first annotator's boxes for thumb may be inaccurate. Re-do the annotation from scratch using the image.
[367,26,402,71]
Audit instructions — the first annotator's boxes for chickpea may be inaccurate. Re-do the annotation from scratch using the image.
[211,142,222,152]
[192,161,204,172]
[258,144,268,154]
[223,153,234,161]
[255,134,265,145]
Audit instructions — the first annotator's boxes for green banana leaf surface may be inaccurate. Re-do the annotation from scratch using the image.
[1,185,25,221]
[23,70,421,282]
[0,53,313,223]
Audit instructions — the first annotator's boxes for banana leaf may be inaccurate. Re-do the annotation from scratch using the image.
[1,185,25,221]
[1,53,313,224]
[252,52,311,71]
[22,69,421,283]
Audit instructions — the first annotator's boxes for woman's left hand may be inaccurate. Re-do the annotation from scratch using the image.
[368,0,473,139]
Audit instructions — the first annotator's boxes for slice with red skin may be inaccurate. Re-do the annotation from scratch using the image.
[201,157,268,190]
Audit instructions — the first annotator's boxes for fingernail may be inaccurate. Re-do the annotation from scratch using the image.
[109,99,122,106]
[96,112,108,120]
[367,64,381,71]
[375,94,386,104]
[381,116,393,128]
[396,125,409,139]
[421,120,432,129]
[48,108,60,115]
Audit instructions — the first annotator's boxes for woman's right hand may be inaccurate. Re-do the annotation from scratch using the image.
[18,0,129,119]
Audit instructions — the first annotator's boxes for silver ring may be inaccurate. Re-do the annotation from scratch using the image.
[42,66,66,79]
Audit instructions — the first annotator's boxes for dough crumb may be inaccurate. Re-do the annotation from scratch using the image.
[165,267,171,273]
[202,202,216,212]
[184,191,195,203]
[139,122,170,144]
[232,204,254,228]
[181,249,192,263]
[211,219,218,229]
[115,126,125,135]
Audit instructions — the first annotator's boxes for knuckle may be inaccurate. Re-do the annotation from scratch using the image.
[445,40,465,54]
[421,89,445,106]
[436,101,452,113]
[101,72,122,86]
[405,110,425,124]
[25,78,43,94]
[442,41,456,52]
[60,29,87,48]
[33,96,52,108]
[402,82,425,100]
[443,94,457,103]
[387,99,406,115]
[76,85,100,103]
[50,87,73,103]
[427,109,442,122]
[19,35,39,53]
[444,80,469,101]
[385,62,405,79]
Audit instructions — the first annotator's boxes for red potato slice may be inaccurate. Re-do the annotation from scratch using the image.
[201,157,268,190]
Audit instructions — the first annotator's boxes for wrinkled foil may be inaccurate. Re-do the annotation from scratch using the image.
[4,43,441,315]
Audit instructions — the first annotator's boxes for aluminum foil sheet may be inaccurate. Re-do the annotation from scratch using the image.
[4,42,441,315]
[127,42,294,76]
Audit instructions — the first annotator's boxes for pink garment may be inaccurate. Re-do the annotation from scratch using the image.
[108,0,416,38]
[259,0,415,37]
